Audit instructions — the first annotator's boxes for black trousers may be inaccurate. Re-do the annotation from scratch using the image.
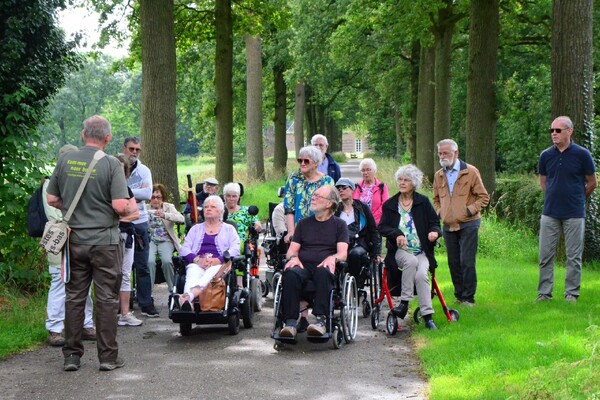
[280,264,335,321]
[347,245,369,287]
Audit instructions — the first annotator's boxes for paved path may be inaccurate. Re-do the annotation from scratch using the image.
[0,161,428,399]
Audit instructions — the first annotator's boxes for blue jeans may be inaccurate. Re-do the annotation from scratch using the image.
[443,224,480,303]
[133,222,152,307]
[538,215,584,298]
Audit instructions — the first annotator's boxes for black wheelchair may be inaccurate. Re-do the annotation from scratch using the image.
[237,206,263,312]
[346,236,382,319]
[261,201,288,299]
[271,261,358,350]
[168,251,254,336]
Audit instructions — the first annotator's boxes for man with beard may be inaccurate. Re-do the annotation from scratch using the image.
[433,139,489,307]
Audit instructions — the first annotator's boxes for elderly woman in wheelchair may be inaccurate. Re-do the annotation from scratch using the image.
[177,195,240,310]
[273,186,357,349]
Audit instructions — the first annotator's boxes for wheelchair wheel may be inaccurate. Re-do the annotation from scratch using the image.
[449,309,460,322]
[228,313,240,335]
[180,322,192,336]
[250,278,262,312]
[261,279,269,297]
[386,312,398,336]
[362,301,371,318]
[241,296,254,329]
[371,306,380,330]
[342,274,358,343]
[332,326,344,349]
[369,261,381,310]
[413,307,422,324]
[272,273,283,319]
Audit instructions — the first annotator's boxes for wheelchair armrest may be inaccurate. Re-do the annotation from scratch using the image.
[172,256,187,275]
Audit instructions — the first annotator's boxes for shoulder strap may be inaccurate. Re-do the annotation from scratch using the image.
[379,182,385,202]
[63,150,106,223]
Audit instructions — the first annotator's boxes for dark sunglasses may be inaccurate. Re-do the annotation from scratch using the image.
[127,147,142,153]
[548,128,568,133]
[336,185,350,191]
[297,158,311,165]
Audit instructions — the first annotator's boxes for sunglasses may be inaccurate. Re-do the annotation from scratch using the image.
[548,128,568,133]
[127,147,142,153]
[336,185,350,191]
[297,158,312,165]
[151,195,162,200]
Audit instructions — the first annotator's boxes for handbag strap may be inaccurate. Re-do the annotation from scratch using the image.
[63,150,106,223]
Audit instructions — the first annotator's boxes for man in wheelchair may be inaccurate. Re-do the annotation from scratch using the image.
[278,185,349,339]
[334,177,381,289]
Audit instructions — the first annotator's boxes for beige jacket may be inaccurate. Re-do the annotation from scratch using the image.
[149,202,185,251]
[433,160,489,232]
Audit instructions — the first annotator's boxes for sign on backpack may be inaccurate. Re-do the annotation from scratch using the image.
[27,180,48,237]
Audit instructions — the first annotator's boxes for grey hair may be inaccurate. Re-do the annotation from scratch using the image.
[222,182,241,196]
[299,145,323,164]
[359,158,377,172]
[554,116,574,129]
[123,136,140,147]
[203,195,225,214]
[324,185,341,213]
[311,134,328,146]
[83,115,111,142]
[394,165,424,191]
[437,139,458,152]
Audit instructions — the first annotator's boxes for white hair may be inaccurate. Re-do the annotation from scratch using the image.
[437,139,458,152]
[311,134,328,146]
[222,182,241,196]
[359,158,377,172]
[299,145,323,164]
[203,195,225,214]
[394,165,424,191]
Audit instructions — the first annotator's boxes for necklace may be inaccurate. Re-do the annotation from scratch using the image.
[400,197,413,210]
[205,222,221,234]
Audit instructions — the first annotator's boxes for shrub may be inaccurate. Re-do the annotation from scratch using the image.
[492,175,544,234]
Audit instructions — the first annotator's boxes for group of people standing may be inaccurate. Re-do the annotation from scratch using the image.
[44,114,595,371]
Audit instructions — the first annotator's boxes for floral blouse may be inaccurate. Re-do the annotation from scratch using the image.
[227,205,260,242]
[283,171,334,224]
[397,204,422,256]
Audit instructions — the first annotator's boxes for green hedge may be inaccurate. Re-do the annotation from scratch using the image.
[491,175,544,234]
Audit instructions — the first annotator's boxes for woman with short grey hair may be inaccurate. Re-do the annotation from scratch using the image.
[353,158,389,224]
[283,145,335,243]
[378,164,441,330]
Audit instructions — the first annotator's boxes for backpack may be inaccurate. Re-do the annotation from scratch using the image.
[27,179,49,237]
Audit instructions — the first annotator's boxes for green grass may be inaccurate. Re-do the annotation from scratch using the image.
[0,287,47,359]
[417,217,600,399]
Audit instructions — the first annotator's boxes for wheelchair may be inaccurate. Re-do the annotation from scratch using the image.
[168,251,254,336]
[236,206,263,312]
[346,236,380,319]
[271,261,358,350]
[261,201,288,298]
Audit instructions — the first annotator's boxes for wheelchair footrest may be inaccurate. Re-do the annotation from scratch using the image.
[306,333,332,343]
[272,333,298,345]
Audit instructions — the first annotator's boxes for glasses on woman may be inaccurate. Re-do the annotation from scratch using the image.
[151,195,162,200]
[336,185,350,191]
[297,158,312,165]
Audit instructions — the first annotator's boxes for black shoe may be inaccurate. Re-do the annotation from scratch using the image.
[64,355,81,372]
[425,320,438,330]
[391,303,408,319]
[141,304,159,318]
[181,300,192,312]
[297,317,309,333]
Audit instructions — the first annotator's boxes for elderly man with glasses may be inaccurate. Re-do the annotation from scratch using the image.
[122,137,157,317]
[311,134,341,183]
[278,185,348,339]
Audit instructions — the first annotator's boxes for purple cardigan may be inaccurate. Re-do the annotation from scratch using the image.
[180,222,241,264]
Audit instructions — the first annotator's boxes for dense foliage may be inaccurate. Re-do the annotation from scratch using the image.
[0,0,78,289]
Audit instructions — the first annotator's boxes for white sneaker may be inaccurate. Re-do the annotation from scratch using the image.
[118,312,143,326]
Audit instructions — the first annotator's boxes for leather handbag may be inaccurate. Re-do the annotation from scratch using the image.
[198,261,232,311]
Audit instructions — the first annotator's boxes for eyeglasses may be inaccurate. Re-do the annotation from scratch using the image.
[336,185,350,191]
[151,195,162,200]
[314,143,327,148]
[127,147,142,153]
[438,151,454,157]
[549,128,569,133]
[360,168,373,173]
[311,193,330,201]
[297,158,312,165]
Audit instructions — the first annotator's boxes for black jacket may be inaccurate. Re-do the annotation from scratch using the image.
[335,200,381,257]
[378,191,441,271]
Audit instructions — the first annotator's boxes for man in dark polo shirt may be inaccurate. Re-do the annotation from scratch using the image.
[48,115,138,371]
[278,185,349,339]
[537,115,597,303]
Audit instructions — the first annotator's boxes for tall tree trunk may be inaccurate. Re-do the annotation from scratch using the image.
[215,0,234,184]
[140,0,178,204]
[305,84,315,143]
[552,0,598,260]
[273,63,287,175]
[465,0,499,195]
[434,0,455,164]
[408,41,420,164]
[415,45,436,180]
[317,106,326,138]
[245,35,264,181]
[294,81,305,156]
